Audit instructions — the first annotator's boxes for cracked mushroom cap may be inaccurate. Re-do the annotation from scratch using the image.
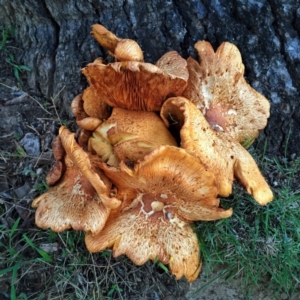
[160,97,273,205]
[32,154,111,234]
[86,145,232,281]
[88,107,177,166]
[81,51,188,111]
[91,24,144,62]
[182,41,270,145]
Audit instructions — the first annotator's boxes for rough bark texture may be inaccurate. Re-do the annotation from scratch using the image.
[1,0,300,156]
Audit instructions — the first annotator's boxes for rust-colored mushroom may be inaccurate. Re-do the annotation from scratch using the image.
[182,41,270,146]
[58,126,121,209]
[85,145,232,281]
[88,107,177,166]
[32,154,111,234]
[46,136,66,186]
[161,97,273,205]
[32,126,123,234]
[81,51,188,111]
[91,24,144,62]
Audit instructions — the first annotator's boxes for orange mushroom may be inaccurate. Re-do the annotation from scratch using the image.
[182,41,270,146]
[91,24,144,62]
[88,107,177,166]
[32,126,122,234]
[85,145,232,281]
[81,51,188,111]
[32,155,111,234]
[45,136,66,186]
[160,97,273,205]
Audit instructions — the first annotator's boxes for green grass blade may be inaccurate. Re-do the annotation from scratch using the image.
[23,234,53,262]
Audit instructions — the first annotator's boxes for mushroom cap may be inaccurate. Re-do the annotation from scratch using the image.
[52,135,65,161]
[86,140,227,282]
[59,126,121,209]
[46,136,66,186]
[85,205,201,282]
[32,155,110,234]
[91,24,144,62]
[81,51,188,111]
[46,161,65,186]
[81,86,111,120]
[160,97,273,205]
[89,108,177,165]
[99,145,232,221]
[71,94,88,121]
[182,41,270,145]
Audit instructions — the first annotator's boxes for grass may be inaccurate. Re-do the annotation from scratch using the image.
[194,149,300,299]
[1,147,299,299]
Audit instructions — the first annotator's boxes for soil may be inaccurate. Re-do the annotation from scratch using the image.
[0,40,299,300]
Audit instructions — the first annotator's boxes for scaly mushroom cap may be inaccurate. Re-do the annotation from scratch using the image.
[161,97,273,205]
[99,145,232,221]
[59,126,121,209]
[89,108,177,166]
[86,146,232,281]
[91,24,144,62]
[85,206,201,282]
[182,41,270,145]
[32,155,111,234]
[81,51,188,111]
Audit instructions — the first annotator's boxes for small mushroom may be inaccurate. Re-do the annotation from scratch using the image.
[85,145,232,282]
[182,41,270,145]
[81,86,111,120]
[91,24,144,62]
[161,97,273,205]
[46,136,66,186]
[81,51,188,111]
[88,107,177,166]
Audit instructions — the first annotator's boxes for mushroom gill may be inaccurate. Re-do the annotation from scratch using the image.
[81,51,188,111]
[160,97,273,206]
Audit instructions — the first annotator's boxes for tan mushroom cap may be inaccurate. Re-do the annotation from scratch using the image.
[46,161,65,186]
[182,41,270,145]
[81,51,189,111]
[86,146,232,282]
[59,126,121,209]
[91,24,144,62]
[99,145,232,221]
[89,108,177,166]
[46,136,66,186]
[32,155,111,234]
[82,86,111,120]
[161,97,273,205]
[85,206,201,282]
[71,94,103,131]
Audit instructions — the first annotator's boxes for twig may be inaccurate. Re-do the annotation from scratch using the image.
[4,93,29,105]
[51,86,66,126]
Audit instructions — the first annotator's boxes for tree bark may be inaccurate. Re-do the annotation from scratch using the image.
[1,0,300,157]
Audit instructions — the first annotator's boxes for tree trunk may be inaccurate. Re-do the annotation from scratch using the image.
[1,0,300,157]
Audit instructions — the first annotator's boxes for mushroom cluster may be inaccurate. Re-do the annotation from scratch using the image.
[32,25,273,282]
